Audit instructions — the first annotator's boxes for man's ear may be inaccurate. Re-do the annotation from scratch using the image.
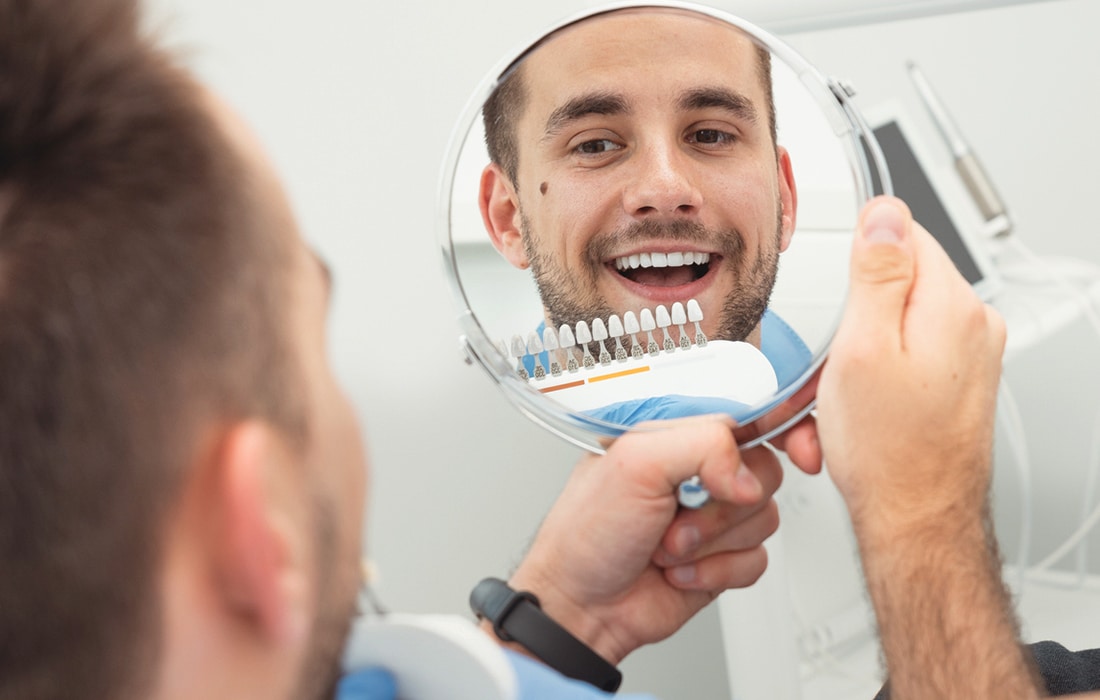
[479,163,530,269]
[208,422,310,647]
[777,146,798,252]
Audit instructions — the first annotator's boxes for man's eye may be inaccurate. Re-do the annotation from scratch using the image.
[689,129,734,145]
[575,139,621,155]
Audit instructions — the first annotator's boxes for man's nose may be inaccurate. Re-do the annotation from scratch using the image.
[622,141,703,218]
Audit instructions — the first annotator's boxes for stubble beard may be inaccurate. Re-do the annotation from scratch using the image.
[290,503,359,700]
[521,211,782,344]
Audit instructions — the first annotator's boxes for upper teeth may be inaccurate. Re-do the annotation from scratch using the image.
[614,251,710,271]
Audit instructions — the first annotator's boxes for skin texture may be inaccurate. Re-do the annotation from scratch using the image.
[790,196,1047,699]
[508,416,783,664]
[479,9,796,346]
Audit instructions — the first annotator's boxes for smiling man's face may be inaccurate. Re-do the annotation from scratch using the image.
[480,8,797,345]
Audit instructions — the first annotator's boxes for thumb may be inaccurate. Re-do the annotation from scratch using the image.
[842,196,916,340]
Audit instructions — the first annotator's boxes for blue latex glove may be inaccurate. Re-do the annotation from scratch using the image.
[336,667,397,699]
[507,650,660,700]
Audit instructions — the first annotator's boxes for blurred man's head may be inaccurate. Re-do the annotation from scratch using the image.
[0,2,365,699]
[479,8,797,346]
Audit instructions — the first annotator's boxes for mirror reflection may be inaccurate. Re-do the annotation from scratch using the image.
[449,6,863,429]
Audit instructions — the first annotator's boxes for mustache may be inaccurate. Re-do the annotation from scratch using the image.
[587,219,746,265]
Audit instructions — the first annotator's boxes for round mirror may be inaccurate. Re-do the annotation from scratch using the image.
[440,1,888,452]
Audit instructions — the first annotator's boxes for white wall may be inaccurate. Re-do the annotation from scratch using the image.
[146,1,1100,697]
[784,0,1100,586]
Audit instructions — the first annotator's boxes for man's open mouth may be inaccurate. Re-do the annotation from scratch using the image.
[611,251,713,287]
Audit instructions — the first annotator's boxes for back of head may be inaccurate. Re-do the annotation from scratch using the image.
[0,1,305,698]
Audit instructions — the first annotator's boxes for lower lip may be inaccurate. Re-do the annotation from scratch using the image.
[604,259,721,306]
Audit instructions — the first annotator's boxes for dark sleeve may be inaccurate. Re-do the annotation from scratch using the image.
[871,641,1100,699]
[1030,641,1100,696]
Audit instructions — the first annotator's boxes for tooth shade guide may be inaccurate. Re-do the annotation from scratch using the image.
[514,300,711,382]
[528,338,779,414]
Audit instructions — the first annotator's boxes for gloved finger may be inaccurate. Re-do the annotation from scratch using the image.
[336,667,398,700]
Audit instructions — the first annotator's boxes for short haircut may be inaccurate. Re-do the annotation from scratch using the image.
[482,19,776,187]
[0,1,307,698]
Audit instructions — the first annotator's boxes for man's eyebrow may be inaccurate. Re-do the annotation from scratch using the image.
[542,91,631,139]
[678,87,758,124]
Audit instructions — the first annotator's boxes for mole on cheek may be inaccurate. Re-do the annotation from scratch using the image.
[540,182,549,195]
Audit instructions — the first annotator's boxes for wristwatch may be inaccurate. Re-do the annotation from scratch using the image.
[469,577,623,692]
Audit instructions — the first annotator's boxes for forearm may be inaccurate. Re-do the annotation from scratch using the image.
[856,504,1041,700]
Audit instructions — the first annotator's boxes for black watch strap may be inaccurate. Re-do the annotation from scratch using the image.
[470,577,623,692]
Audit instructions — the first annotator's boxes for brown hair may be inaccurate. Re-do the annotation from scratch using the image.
[0,1,307,698]
[482,19,776,187]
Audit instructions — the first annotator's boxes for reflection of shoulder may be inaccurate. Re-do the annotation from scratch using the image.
[760,309,812,388]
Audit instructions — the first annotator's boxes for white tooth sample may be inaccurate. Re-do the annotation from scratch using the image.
[683,252,695,265]
[542,327,562,376]
[527,331,547,379]
[623,311,640,334]
[655,304,675,351]
[591,317,608,341]
[607,314,627,361]
[671,302,690,349]
[574,320,592,344]
[608,314,624,338]
[542,327,559,351]
[651,252,668,268]
[511,334,528,358]
[655,304,672,328]
[667,252,684,267]
[615,258,624,270]
[629,254,640,269]
[698,253,710,264]
[671,302,687,325]
[591,317,611,364]
[510,334,530,379]
[640,252,652,268]
[686,299,707,347]
[559,323,579,372]
[559,324,576,347]
[639,307,659,355]
[623,311,643,358]
[526,331,543,354]
[574,321,595,368]
[687,299,704,322]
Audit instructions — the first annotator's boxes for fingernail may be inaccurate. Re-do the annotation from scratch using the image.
[861,199,906,244]
[674,526,701,557]
[670,564,696,585]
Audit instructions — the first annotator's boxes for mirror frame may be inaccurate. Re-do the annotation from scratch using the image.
[438,0,892,453]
